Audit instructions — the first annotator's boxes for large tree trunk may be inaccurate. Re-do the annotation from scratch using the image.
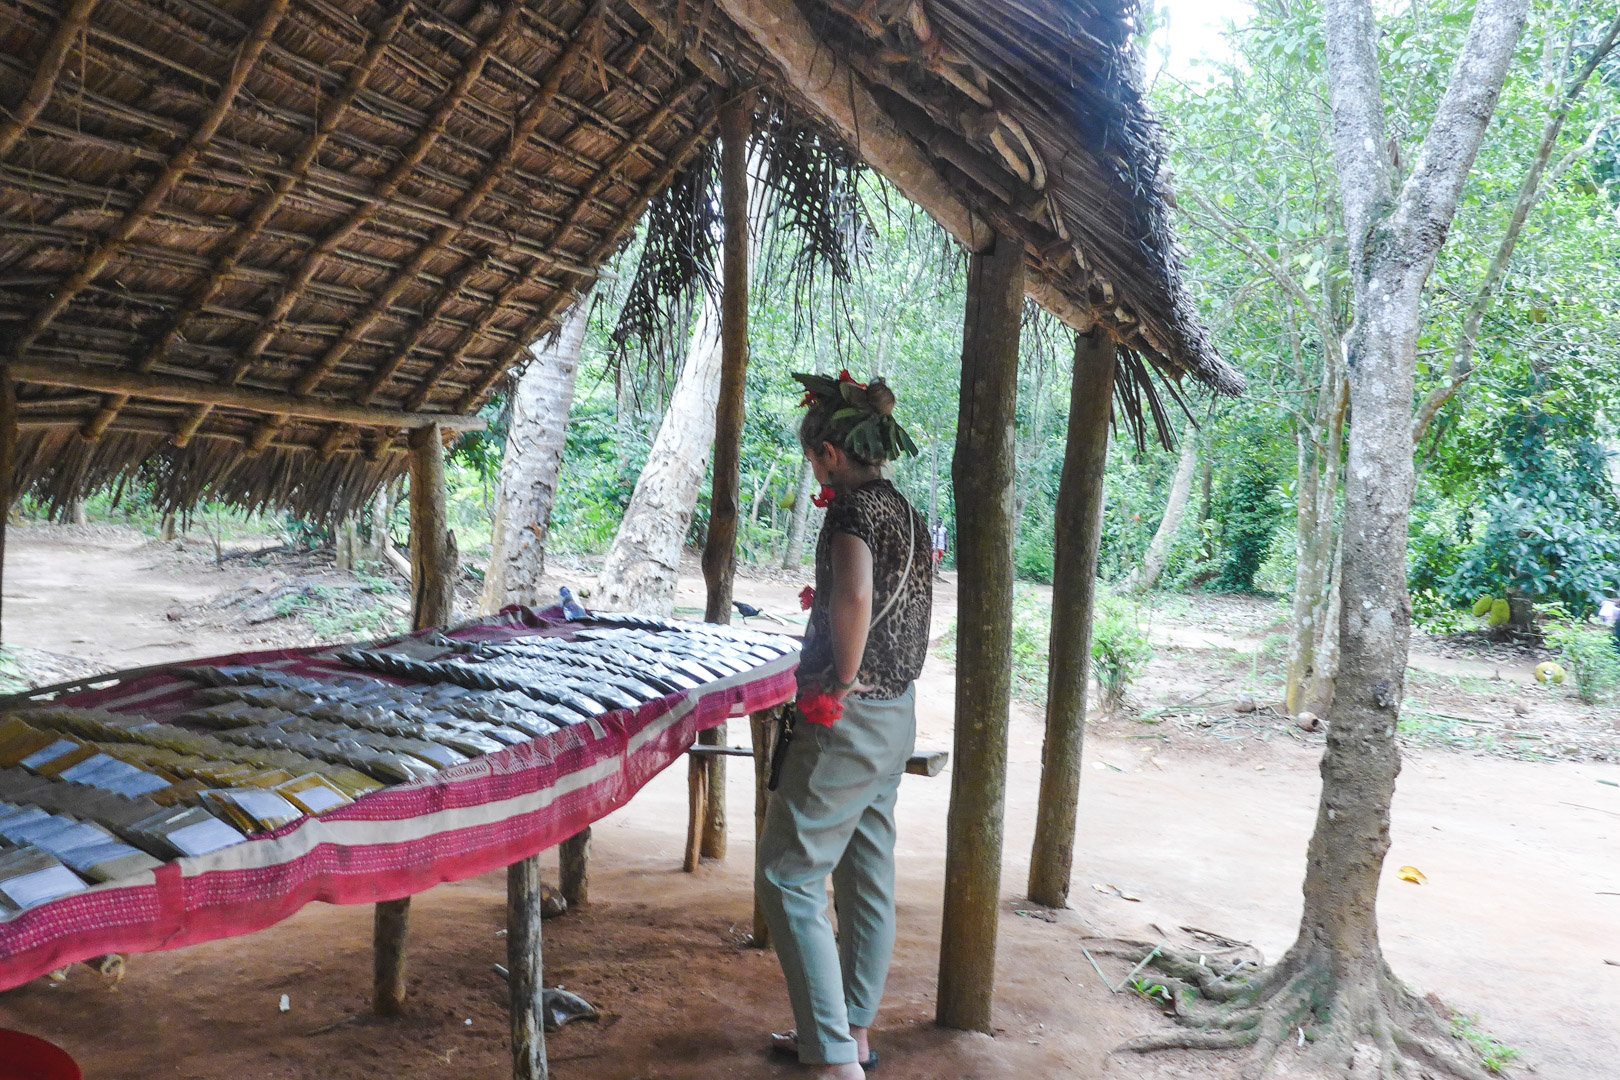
[780,458,814,569]
[1128,3,1529,1074]
[594,308,724,615]
[599,154,763,615]
[1256,0,1528,1072]
[1125,422,1197,594]
[480,294,593,614]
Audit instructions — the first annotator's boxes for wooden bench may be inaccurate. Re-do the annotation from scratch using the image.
[682,734,950,873]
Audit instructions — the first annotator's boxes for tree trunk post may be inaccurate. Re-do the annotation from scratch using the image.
[372,898,410,1016]
[936,232,1022,1033]
[1026,329,1114,908]
[696,94,753,861]
[683,752,707,873]
[0,376,13,649]
[558,828,590,908]
[749,708,778,948]
[408,424,455,631]
[507,855,549,1080]
[373,425,454,1015]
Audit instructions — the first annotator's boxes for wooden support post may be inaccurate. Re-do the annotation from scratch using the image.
[683,752,707,872]
[507,855,549,1080]
[371,425,454,1015]
[372,898,410,1016]
[936,233,1023,1033]
[0,376,13,648]
[749,708,778,947]
[696,94,754,861]
[408,423,456,631]
[1027,329,1115,908]
[558,828,590,908]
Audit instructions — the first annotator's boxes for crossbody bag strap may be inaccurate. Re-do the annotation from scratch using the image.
[868,507,916,633]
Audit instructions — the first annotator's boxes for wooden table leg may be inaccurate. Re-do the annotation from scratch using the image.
[683,752,706,872]
[749,709,778,948]
[373,898,410,1015]
[508,855,548,1080]
[558,828,590,907]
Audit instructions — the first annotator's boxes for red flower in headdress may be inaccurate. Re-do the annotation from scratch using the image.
[799,586,815,611]
[837,369,867,389]
[798,390,818,407]
[797,691,843,728]
[812,485,836,508]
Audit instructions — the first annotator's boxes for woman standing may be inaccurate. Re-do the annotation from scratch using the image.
[759,372,932,1078]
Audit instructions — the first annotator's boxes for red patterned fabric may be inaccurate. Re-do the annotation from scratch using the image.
[0,607,796,990]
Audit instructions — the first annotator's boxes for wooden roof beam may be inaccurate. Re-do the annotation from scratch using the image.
[712,0,1098,336]
[12,0,291,357]
[403,74,709,413]
[289,0,615,403]
[0,0,99,158]
[5,361,486,433]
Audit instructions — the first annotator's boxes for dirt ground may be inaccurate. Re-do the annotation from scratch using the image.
[2,525,1617,1079]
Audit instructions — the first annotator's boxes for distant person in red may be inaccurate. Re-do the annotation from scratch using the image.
[930,520,948,568]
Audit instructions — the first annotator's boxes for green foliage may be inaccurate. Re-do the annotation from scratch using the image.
[1437,398,1620,617]
[1092,595,1154,714]
[1545,623,1620,705]
[1214,431,1283,593]
[1449,1014,1521,1075]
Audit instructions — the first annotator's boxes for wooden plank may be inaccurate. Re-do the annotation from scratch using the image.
[936,232,1023,1033]
[4,360,487,432]
[558,828,590,908]
[507,855,548,1080]
[1027,330,1114,907]
[372,897,410,1016]
[408,424,456,630]
[906,749,949,777]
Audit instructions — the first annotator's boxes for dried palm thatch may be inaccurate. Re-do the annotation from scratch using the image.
[0,0,1240,519]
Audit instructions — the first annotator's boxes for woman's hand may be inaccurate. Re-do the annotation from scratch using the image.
[829,679,874,702]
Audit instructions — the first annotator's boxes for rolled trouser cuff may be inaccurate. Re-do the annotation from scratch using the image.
[798,1037,860,1066]
[845,1004,878,1029]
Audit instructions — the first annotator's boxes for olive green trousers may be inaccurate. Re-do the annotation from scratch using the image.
[755,685,917,1066]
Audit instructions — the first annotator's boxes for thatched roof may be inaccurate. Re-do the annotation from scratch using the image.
[0,0,1241,518]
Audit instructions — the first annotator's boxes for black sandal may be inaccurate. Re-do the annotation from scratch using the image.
[770,1030,878,1070]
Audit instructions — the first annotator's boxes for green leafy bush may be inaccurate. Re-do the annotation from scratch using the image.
[1092,595,1153,714]
[1214,432,1282,592]
[1545,623,1620,704]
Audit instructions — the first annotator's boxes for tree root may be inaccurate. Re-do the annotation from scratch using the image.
[1111,941,1503,1080]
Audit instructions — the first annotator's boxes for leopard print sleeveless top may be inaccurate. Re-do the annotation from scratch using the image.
[799,479,933,700]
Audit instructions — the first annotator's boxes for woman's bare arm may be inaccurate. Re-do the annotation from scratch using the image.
[828,532,873,698]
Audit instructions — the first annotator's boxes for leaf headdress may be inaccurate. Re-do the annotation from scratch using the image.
[793,370,920,462]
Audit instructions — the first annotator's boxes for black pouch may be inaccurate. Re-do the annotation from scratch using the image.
[766,706,798,792]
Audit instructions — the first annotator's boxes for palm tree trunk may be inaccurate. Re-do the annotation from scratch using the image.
[1125,423,1197,594]
[480,294,593,614]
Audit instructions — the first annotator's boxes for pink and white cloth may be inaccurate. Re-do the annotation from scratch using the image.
[0,606,797,990]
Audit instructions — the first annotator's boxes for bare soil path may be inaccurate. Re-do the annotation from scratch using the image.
[1,528,1615,1080]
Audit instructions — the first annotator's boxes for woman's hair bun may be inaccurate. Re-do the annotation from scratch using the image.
[868,380,896,417]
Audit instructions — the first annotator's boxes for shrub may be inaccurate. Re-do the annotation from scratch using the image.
[1091,595,1153,714]
[1546,622,1620,705]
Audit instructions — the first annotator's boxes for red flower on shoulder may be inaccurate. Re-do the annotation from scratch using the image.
[812,485,836,508]
[797,691,843,728]
[799,586,815,611]
[798,390,818,407]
